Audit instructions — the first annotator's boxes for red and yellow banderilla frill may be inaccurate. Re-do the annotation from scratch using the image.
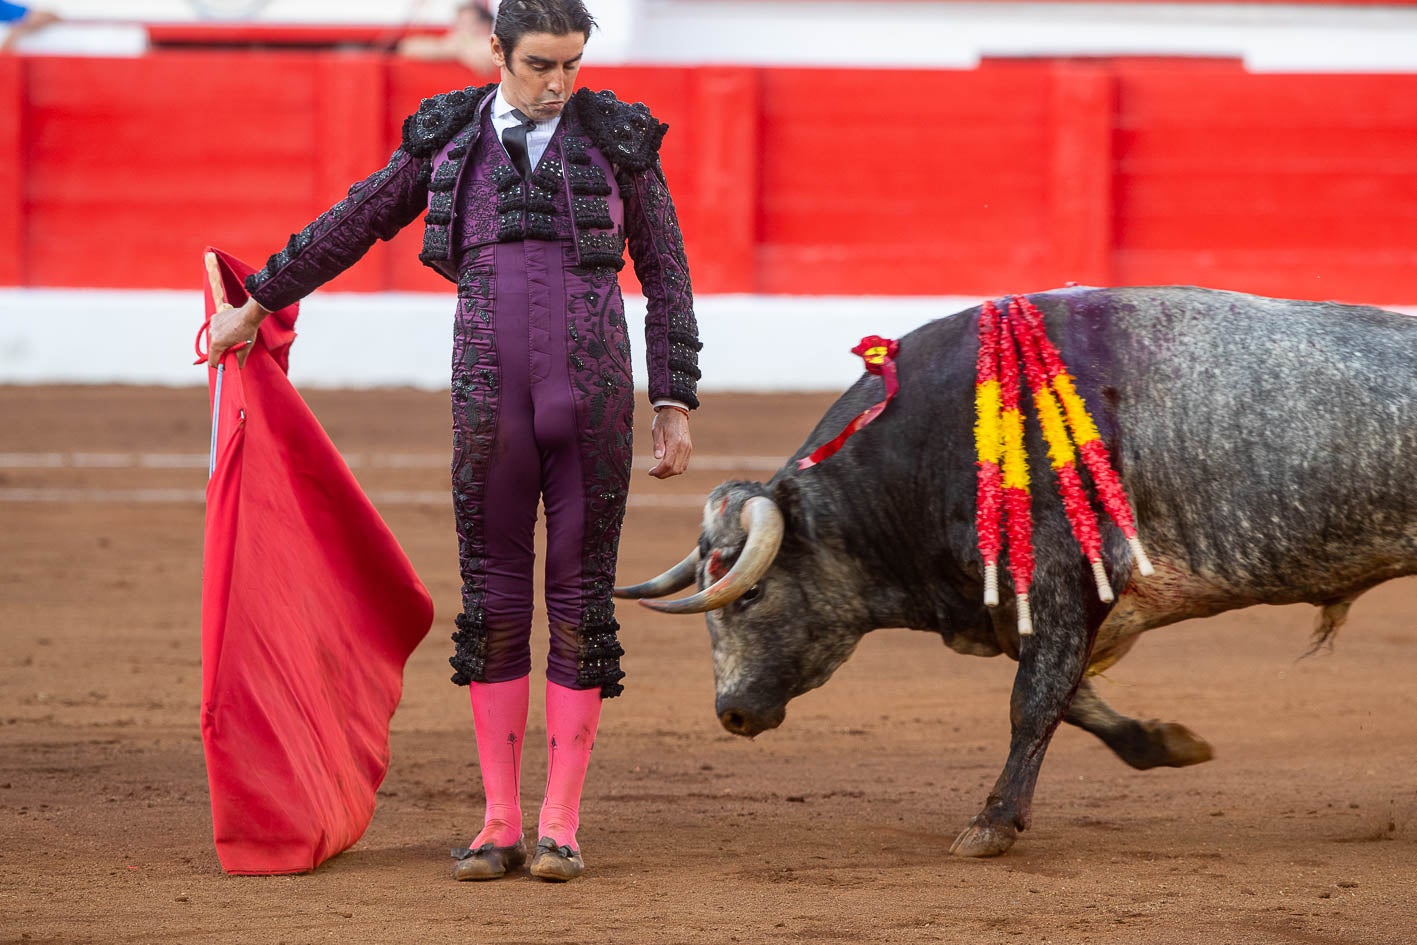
[996,310,1036,635]
[973,302,1005,607]
[973,294,1154,637]
[1010,298,1113,603]
[1009,296,1154,578]
[806,299,1153,641]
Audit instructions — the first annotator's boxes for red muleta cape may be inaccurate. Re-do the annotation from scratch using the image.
[199,248,433,874]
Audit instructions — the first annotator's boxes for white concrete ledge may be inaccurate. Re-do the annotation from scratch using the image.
[0,288,972,391]
[635,2,1417,73]
[3,288,1411,391]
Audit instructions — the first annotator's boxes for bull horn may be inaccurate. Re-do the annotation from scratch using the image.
[613,548,701,599]
[639,496,784,615]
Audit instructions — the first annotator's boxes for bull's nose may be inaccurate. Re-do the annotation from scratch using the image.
[717,703,785,737]
[719,708,756,736]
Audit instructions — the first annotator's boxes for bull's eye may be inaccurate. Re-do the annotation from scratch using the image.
[739,584,763,605]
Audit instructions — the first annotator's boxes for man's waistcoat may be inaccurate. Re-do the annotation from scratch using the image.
[401,83,668,283]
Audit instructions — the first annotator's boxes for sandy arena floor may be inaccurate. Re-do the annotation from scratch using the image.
[1,385,1414,944]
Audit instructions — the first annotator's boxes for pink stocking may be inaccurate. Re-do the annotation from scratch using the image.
[539,681,603,851]
[469,675,529,848]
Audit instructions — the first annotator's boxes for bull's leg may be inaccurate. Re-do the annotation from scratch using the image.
[949,575,1096,858]
[1065,678,1214,770]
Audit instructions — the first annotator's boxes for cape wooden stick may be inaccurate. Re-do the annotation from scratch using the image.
[205,252,233,479]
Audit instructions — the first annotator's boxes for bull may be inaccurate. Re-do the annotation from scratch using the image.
[617,285,1417,857]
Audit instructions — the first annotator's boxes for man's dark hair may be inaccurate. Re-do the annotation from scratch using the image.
[493,0,597,57]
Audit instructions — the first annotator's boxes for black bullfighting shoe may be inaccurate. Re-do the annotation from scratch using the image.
[451,837,527,881]
[529,836,585,882]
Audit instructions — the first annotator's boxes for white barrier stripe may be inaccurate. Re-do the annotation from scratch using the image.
[0,452,212,469]
[0,487,210,503]
[0,487,709,508]
[0,452,785,472]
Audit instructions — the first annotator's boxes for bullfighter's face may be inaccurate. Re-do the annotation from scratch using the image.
[491,30,584,121]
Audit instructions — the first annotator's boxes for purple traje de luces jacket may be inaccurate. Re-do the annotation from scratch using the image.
[242,83,701,408]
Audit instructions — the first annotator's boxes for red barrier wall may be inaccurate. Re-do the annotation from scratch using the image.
[3,53,1416,303]
[0,55,22,287]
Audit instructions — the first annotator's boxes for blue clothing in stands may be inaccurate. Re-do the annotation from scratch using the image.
[0,2,30,25]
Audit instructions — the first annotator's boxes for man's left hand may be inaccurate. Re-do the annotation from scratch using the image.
[648,407,692,479]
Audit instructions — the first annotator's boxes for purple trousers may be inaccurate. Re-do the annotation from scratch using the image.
[448,240,633,697]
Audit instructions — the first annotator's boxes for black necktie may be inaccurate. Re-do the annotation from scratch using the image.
[502,108,535,179]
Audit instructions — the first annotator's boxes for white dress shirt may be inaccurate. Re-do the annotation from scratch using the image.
[491,85,561,172]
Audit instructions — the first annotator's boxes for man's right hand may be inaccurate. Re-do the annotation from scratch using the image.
[207,298,271,367]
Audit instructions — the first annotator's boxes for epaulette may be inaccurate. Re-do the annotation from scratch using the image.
[570,88,668,172]
[401,83,498,158]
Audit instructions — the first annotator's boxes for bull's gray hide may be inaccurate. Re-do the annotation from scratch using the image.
[619,285,1417,857]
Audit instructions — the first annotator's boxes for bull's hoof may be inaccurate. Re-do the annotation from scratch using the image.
[948,815,1017,857]
[1127,720,1215,770]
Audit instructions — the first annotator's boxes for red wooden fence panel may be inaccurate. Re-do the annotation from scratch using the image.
[1111,60,1417,301]
[751,60,1136,296]
[23,52,325,289]
[1049,60,1115,287]
[3,52,1416,303]
[0,56,22,286]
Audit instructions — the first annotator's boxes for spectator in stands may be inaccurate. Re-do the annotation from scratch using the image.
[0,1,59,53]
[397,0,495,73]
[207,0,698,885]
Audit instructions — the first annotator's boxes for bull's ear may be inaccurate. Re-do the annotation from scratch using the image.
[771,476,814,541]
